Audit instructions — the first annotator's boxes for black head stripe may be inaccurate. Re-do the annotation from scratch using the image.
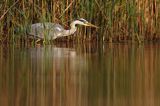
[78,18,87,23]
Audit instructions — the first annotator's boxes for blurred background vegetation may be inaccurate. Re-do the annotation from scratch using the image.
[0,0,159,44]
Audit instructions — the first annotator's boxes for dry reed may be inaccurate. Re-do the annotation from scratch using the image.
[0,0,159,44]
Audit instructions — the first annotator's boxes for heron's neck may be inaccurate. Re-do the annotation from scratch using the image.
[62,21,77,36]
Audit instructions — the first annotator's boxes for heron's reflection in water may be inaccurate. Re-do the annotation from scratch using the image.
[0,44,160,106]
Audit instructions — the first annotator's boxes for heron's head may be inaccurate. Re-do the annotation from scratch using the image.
[74,18,98,28]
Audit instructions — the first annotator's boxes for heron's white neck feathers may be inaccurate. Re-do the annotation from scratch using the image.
[62,20,81,36]
[63,28,77,36]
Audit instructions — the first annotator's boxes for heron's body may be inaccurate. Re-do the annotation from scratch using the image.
[28,18,97,40]
[29,23,66,40]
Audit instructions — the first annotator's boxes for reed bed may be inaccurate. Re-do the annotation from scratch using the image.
[0,0,159,44]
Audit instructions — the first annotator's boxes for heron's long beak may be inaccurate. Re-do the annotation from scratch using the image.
[84,23,98,28]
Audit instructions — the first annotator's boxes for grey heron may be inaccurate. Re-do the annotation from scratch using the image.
[28,18,98,41]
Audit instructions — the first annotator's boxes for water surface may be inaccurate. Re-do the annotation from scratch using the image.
[0,43,160,106]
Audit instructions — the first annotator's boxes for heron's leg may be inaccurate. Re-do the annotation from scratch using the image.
[43,38,50,45]
[35,38,41,44]
[43,40,46,45]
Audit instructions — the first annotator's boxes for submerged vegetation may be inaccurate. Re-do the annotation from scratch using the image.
[0,0,159,44]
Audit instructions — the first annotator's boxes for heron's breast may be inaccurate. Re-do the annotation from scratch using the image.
[55,27,63,31]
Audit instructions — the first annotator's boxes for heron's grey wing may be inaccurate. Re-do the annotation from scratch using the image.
[29,23,64,40]
[29,23,46,39]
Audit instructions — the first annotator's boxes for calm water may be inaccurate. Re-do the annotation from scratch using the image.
[0,43,160,106]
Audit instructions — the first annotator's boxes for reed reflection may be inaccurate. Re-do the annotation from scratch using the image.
[0,44,160,106]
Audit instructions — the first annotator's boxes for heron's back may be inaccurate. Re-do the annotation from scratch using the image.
[29,23,64,40]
